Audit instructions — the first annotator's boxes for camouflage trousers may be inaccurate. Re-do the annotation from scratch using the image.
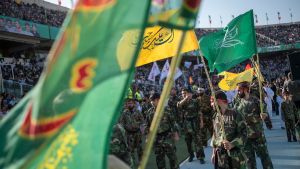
[245,137,273,169]
[200,118,213,147]
[285,119,297,141]
[184,126,205,159]
[214,147,246,169]
[154,133,179,169]
[126,131,143,164]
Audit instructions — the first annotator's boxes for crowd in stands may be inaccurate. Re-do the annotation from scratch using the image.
[195,23,300,47]
[0,0,67,27]
[0,55,44,85]
[0,0,300,47]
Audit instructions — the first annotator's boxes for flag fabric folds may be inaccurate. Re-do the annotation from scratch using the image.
[158,60,182,84]
[149,0,201,30]
[200,10,257,73]
[148,62,161,81]
[159,60,170,84]
[218,68,254,91]
[136,26,199,66]
[0,0,150,168]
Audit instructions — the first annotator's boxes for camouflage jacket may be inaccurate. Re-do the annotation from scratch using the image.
[145,106,178,135]
[177,98,200,119]
[141,101,152,118]
[281,100,297,120]
[233,95,265,138]
[168,95,180,114]
[110,124,129,155]
[212,109,247,149]
[197,94,213,119]
[120,108,144,132]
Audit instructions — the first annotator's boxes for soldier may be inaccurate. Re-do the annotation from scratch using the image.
[177,88,205,164]
[168,88,181,126]
[110,123,134,168]
[145,93,179,169]
[281,91,298,142]
[197,87,213,147]
[250,80,273,129]
[211,91,247,169]
[141,94,151,118]
[234,82,273,169]
[119,98,144,165]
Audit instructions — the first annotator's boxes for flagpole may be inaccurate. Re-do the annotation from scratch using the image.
[138,30,188,169]
[251,55,264,116]
[197,51,226,141]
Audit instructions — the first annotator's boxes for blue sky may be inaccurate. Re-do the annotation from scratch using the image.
[46,0,300,28]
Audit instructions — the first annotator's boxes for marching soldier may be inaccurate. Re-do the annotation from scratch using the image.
[119,98,144,165]
[211,91,247,169]
[281,91,298,142]
[145,93,179,169]
[177,88,205,164]
[197,87,213,147]
[168,88,181,127]
[234,82,273,169]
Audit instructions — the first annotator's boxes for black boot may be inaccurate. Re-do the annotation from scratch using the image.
[188,154,194,162]
[293,136,297,142]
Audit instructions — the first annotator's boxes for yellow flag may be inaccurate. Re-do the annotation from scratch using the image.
[218,68,254,91]
[135,26,199,66]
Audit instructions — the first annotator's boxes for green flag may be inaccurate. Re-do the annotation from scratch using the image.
[200,10,257,73]
[199,30,225,70]
[0,0,150,168]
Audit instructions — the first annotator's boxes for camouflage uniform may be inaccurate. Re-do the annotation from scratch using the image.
[234,96,273,169]
[250,85,273,129]
[168,95,181,126]
[177,98,205,161]
[197,93,213,146]
[212,109,247,169]
[120,108,144,163]
[110,124,133,168]
[141,100,152,118]
[145,106,179,169]
[281,100,297,141]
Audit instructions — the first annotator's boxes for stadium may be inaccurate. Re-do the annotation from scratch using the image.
[0,0,300,169]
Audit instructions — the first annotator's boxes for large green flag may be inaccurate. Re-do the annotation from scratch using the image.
[200,10,257,73]
[199,30,225,71]
[0,0,150,168]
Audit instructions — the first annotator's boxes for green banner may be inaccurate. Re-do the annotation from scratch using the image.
[257,42,300,53]
[0,15,60,39]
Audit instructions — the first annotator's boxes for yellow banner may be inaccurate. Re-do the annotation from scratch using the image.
[218,68,254,91]
[135,26,199,66]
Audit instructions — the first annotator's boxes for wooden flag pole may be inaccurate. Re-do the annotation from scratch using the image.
[250,56,264,116]
[197,51,226,141]
[138,30,187,169]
